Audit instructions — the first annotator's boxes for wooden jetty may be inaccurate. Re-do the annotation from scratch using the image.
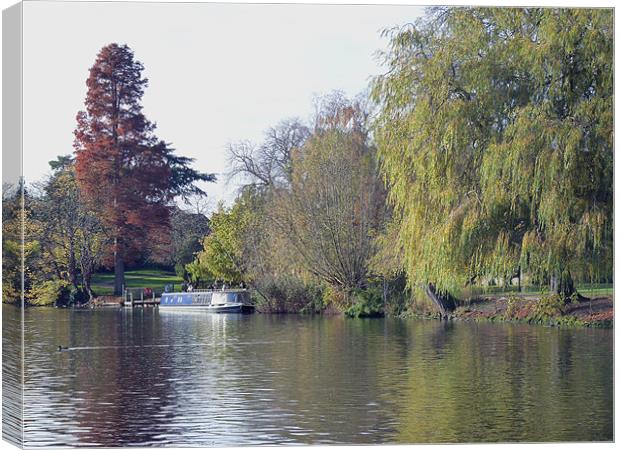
[123,288,161,307]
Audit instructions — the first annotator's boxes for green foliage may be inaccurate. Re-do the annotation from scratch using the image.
[531,294,566,322]
[33,156,107,302]
[29,279,72,306]
[167,207,210,279]
[3,157,110,306]
[372,8,613,301]
[547,315,587,328]
[2,183,48,304]
[186,195,253,285]
[344,287,385,318]
[504,295,522,320]
[2,187,20,302]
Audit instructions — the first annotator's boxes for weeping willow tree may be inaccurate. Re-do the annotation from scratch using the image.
[372,7,612,312]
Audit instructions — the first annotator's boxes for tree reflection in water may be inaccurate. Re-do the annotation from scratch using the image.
[11,305,612,446]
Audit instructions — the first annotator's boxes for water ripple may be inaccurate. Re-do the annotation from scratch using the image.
[1,306,612,446]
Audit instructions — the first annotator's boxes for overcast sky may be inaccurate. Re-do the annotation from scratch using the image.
[23,1,425,209]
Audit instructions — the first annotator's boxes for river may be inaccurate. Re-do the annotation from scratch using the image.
[2,305,613,446]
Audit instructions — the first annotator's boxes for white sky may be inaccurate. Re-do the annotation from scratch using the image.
[22,1,425,208]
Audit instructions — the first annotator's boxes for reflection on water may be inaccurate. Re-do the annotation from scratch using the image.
[2,304,23,447]
[4,304,613,446]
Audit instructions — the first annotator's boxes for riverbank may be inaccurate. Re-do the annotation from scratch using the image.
[408,294,613,328]
[16,289,613,329]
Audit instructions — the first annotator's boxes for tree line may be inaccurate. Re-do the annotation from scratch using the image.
[186,7,613,316]
[3,8,613,315]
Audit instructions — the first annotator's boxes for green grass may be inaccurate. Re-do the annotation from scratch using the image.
[575,283,614,297]
[92,268,183,296]
[467,283,613,298]
[92,272,613,299]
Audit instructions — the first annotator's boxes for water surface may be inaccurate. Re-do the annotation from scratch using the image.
[4,305,613,446]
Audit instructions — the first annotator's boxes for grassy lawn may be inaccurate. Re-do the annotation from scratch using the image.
[575,283,614,297]
[468,283,613,298]
[92,268,184,296]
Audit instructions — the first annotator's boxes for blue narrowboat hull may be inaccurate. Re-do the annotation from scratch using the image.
[159,291,255,313]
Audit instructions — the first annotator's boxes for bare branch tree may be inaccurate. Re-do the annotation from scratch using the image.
[227,118,310,189]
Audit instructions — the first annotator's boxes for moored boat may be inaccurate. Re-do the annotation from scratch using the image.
[159,289,255,313]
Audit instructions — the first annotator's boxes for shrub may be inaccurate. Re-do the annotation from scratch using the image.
[504,295,522,319]
[253,276,324,313]
[344,287,385,318]
[531,294,566,322]
[29,279,72,306]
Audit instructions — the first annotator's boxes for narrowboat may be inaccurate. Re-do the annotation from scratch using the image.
[159,289,255,313]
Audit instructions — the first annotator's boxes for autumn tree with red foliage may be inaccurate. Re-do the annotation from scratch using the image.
[74,43,214,295]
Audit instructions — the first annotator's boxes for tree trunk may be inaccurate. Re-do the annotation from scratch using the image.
[84,278,94,301]
[382,277,388,311]
[68,239,80,291]
[425,283,457,318]
[550,268,583,301]
[114,237,125,296]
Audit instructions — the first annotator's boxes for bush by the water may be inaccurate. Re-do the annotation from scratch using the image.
[344,287,385,318]
[530,294,566,322]
[504,295,523,320]
[28,280,87,306]
[253,276,325,313]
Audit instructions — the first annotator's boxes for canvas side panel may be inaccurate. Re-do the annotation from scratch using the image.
[2,2,24,448]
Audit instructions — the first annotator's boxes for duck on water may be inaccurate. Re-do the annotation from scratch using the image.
[159,288,255,313]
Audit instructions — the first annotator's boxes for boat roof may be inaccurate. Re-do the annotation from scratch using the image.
[162,289,249,295]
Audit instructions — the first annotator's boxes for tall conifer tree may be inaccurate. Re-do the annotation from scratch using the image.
[74,43,214,295]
